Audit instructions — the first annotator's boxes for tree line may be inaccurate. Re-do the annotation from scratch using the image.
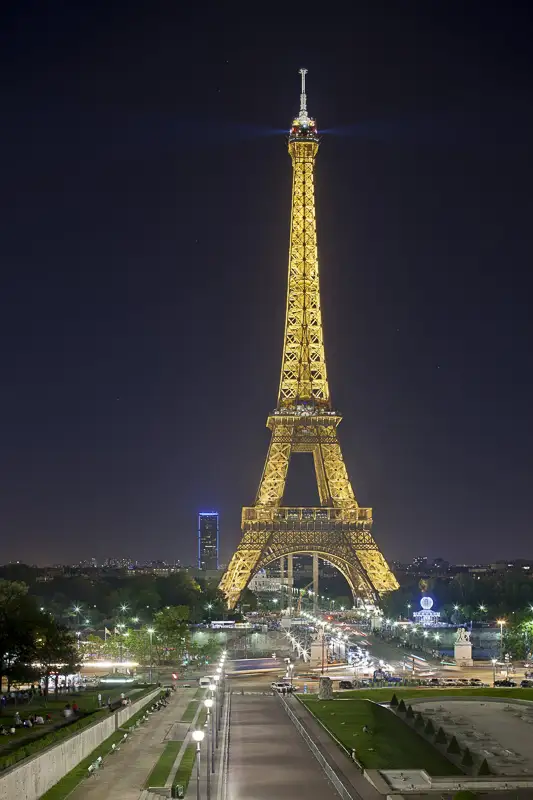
[0,581,79,696]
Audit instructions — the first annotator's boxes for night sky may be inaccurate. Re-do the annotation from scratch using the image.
[2,1,533,566]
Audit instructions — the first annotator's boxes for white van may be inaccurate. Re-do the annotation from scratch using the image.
[198,676,214,688]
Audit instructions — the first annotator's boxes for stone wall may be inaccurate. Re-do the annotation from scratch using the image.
[0,687,161,800]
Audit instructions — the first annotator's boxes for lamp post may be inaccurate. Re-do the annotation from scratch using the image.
[491,657,497,686]
[147,627,154,683]
[192,729,204,800]
[497,619,506,661]
[212,675,220,746]
[207,690,215,772]
[204,698,214,799]
[288,662,294,688]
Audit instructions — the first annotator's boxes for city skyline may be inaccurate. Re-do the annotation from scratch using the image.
[2,3,533,566]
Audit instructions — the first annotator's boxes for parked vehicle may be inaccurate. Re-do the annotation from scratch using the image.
[271,681,293,692]
[494,679,517,687]
[339,680,353,690]
[520,679,533,688]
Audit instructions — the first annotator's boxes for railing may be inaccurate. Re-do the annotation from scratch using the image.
[277,694,357,800]
[242,506,371,523]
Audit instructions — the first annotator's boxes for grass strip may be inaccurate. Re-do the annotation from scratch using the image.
[194,687,205,699]
[172,743,197,795]
[301,697,461,775]
[145,741,181,788]
[181,701,199,723]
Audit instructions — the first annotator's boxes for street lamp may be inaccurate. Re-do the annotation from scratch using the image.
[497,619,506,661]
[206,603,213,622]
[204,697,214,797]
[491,657,497,685]
[147,627,155,683]
[192,729,204,800]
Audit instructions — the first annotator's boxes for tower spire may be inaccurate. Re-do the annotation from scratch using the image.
[299,67,308,115]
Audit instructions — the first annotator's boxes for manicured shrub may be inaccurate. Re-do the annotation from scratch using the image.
[414,712,424,728]
[397,699,407,713]
[406,704,414,719]
[390,694,399,707]
[478,758,491,775]
[447,735,461,754]
[461,747,474,767]
[424,718,435,735]
[435,726,447,744]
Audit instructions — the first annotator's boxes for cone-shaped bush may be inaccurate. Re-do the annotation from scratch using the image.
[478,758,491,776]
[424,718,435,735]
[447,735,461,754]
[462,747,474,767]
[390,694,399,707]
[406,704,414,719]
[435,726,447,744]
[414,712,424,728]
[397,699,407,713]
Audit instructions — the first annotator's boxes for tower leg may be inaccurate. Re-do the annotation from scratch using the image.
[279,556,285,611]
[287,555,293,615]
[313,553,319,613]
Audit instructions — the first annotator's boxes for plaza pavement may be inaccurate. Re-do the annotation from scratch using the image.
[226,693,340,800]
[68,687,196,800]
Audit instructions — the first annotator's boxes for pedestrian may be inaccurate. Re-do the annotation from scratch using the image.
[107,697,111,708]
[97,693,102,708]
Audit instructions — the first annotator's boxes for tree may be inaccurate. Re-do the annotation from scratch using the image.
[0,581,42,696]
[152,607,190,665]
[35,621,78,698]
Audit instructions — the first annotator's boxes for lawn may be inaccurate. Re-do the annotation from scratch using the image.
[172,743,197,795]
[145,741,181,788]
[0,685,155,769]
[301,696,461,774]
[181,701,199,723]
[335,686,533,703]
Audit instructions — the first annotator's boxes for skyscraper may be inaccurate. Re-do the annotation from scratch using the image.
[198,512,219,570]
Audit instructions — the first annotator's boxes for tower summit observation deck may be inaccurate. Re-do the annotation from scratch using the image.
[219,70,398,610]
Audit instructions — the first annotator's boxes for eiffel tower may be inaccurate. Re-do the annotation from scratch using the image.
[219,70,398,610]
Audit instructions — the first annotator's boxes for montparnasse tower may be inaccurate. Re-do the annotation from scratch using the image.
[219,70,398,610]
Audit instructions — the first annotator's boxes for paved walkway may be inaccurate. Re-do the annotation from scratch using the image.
[226,694,339,800]
[69,688,195,800]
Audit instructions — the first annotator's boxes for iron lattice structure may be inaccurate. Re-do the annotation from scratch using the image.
[219,70,398,609]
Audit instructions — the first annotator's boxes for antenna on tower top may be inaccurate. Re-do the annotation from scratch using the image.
[299,68,308,114]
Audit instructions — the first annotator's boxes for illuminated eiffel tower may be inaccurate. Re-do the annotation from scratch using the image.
[220,70,398,610]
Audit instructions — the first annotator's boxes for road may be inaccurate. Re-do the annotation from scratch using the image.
[227,693,339,800]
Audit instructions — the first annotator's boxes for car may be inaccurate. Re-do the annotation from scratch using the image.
[271,681,292,692]
[457,679,470,686]
[339,680,353,689]
[443,679,458,687]
[520,679,533,688]
[469,678,487,687]
[198,676,214,688]
[428,678,441,686]
[494,679,517,687]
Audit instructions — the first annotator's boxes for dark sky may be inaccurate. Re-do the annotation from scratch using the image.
[1,1,533,567]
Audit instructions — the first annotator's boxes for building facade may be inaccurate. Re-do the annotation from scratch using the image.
[198,512,219,570]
